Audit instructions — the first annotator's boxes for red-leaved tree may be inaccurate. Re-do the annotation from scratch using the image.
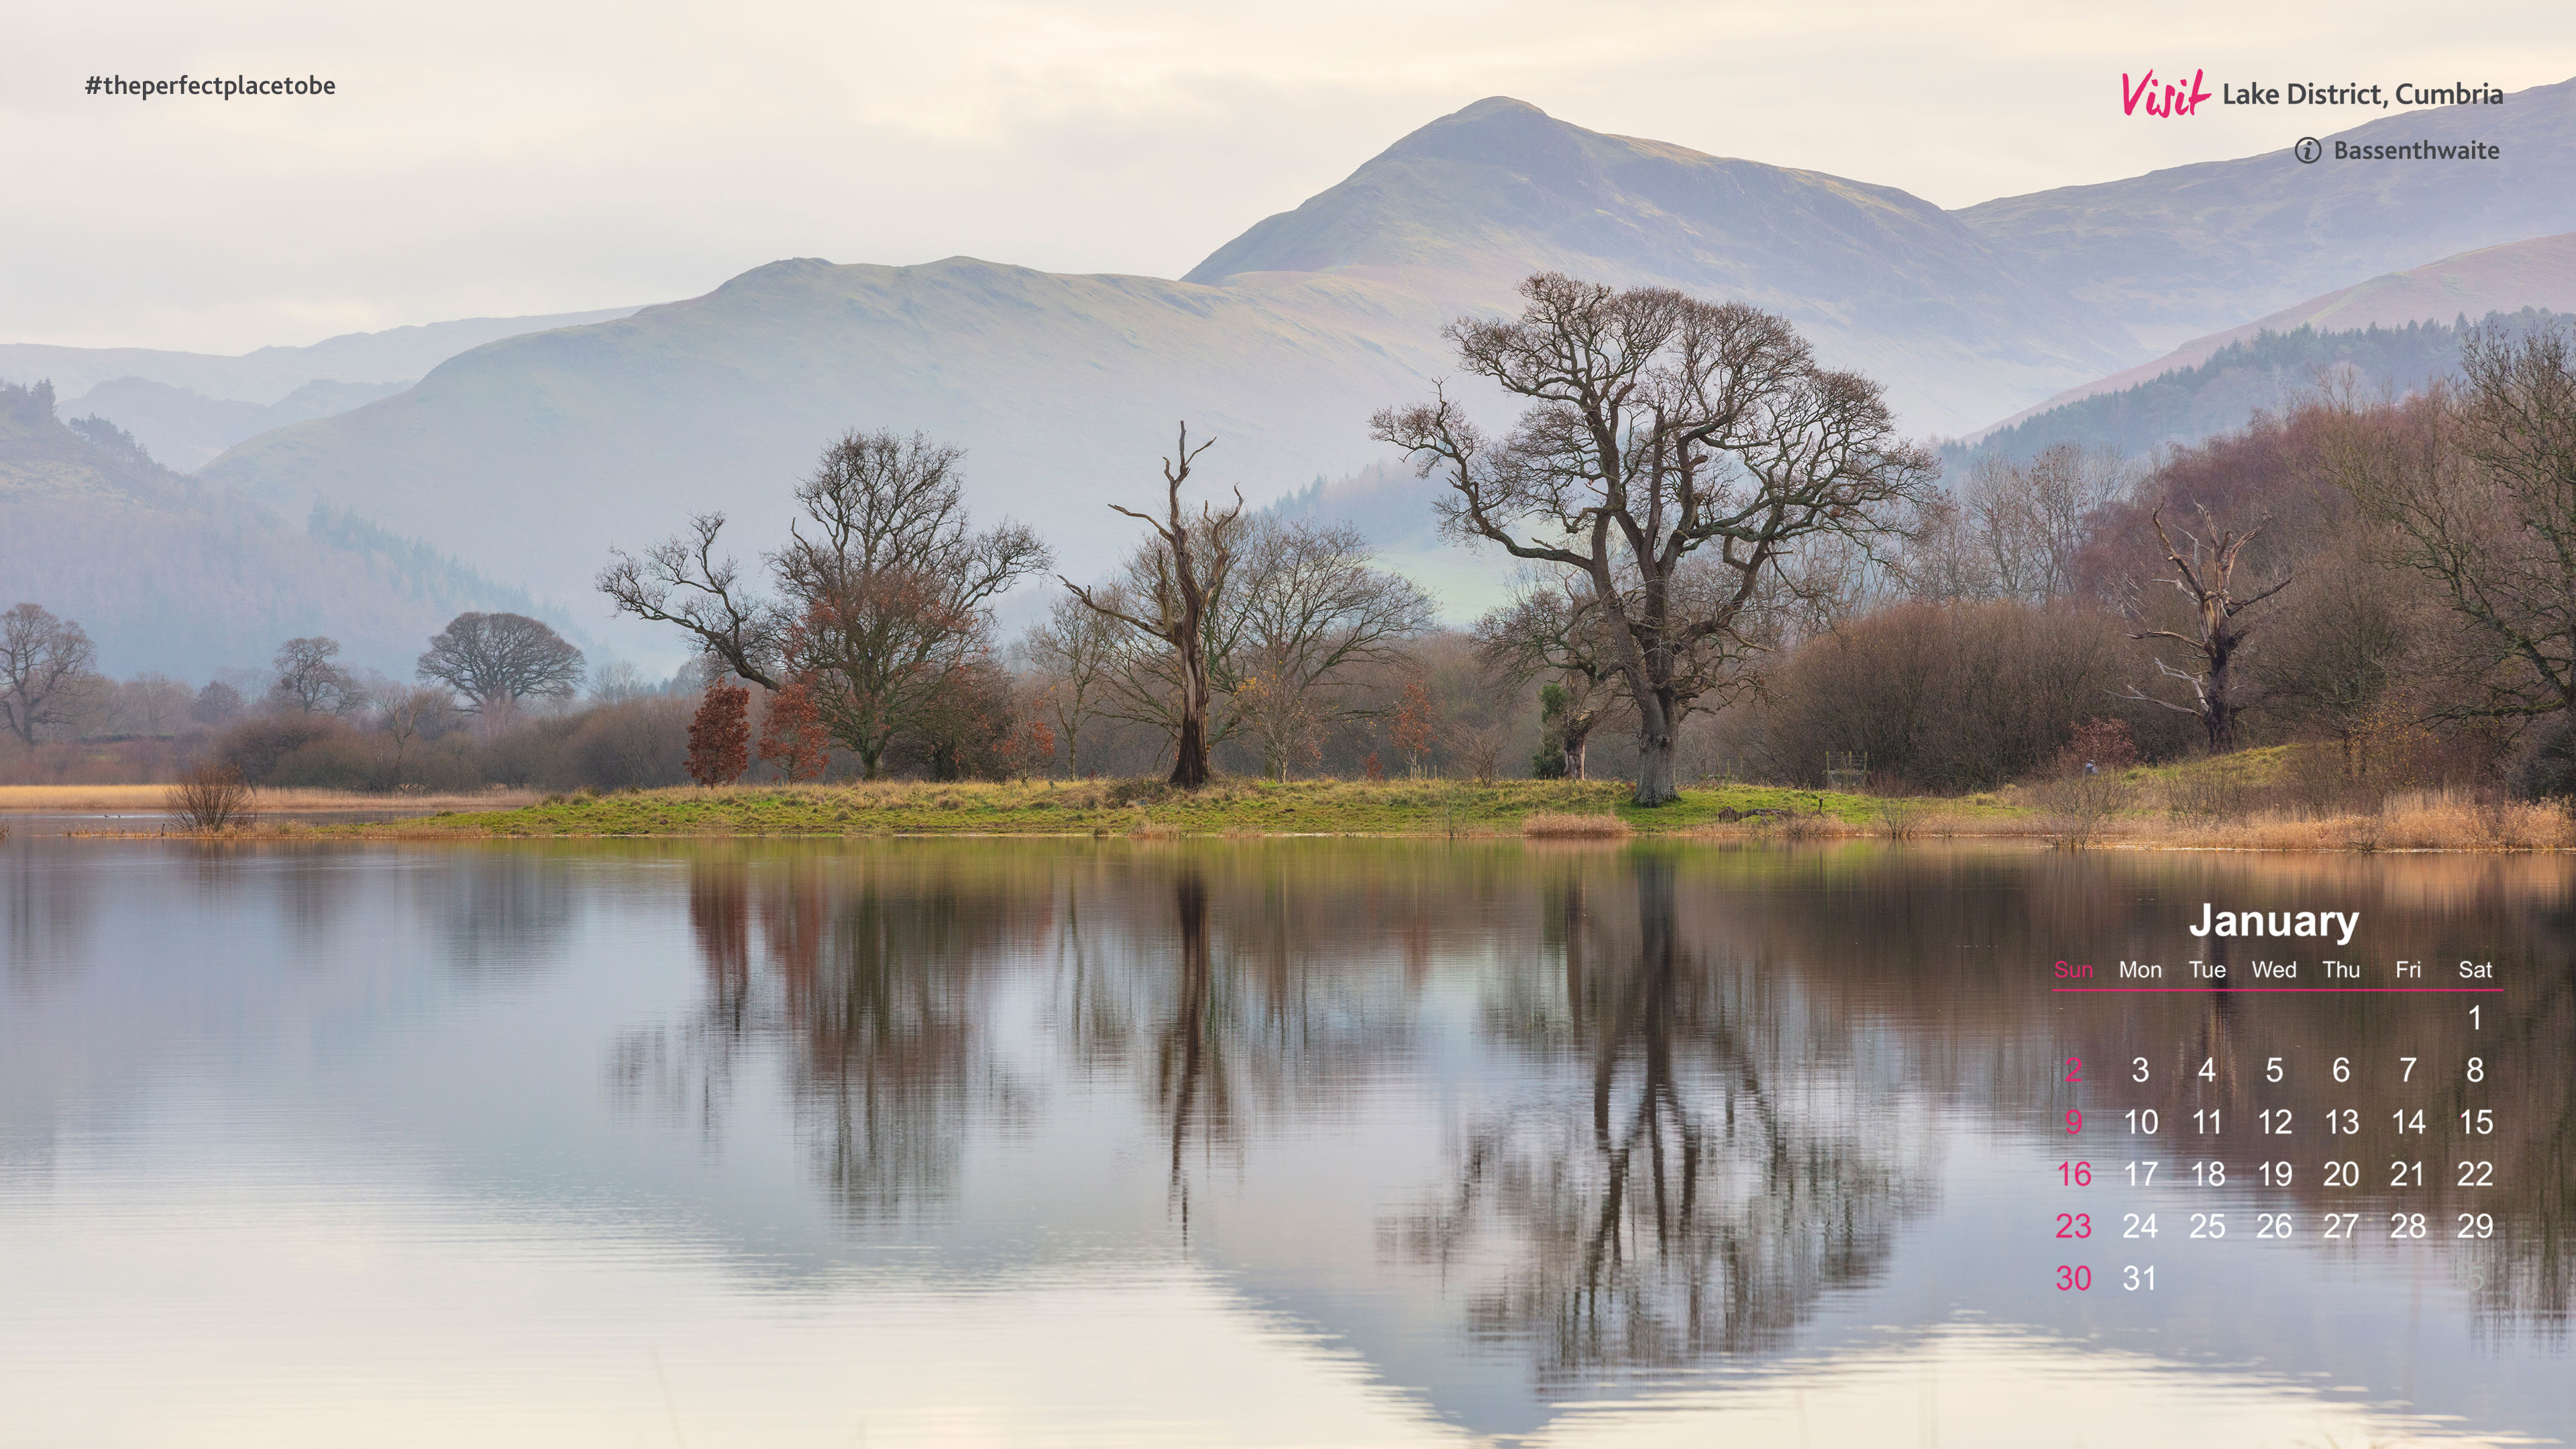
[757,675,830,782]
[686,680,750,786]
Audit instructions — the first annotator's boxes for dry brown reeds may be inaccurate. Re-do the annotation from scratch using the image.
[2146,789,2571,851]
[1520,811,1633,839]
[165,763,253,833]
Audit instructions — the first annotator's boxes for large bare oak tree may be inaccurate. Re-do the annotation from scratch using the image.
[0,603,100,747]
[417,612,586,713]
[1375,273,1935,804]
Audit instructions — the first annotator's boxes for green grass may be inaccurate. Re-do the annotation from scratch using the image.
[344,776,2033,840]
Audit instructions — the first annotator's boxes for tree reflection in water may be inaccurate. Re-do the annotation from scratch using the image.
[1155,869,1228,1225]
[613,852,1028,1221]
[610,842,2570,1347]
[1387,855,1932,1378]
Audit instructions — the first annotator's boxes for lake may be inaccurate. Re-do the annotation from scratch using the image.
[3,832,2569,1446]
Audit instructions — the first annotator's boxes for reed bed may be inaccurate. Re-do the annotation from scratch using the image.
[0,783,538,814]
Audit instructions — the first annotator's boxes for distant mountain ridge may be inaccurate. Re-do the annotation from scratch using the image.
[1969,231,2576,439]
[0,306,639,405]
[0,379,567,676]
[64,376,409,471]
[1189,97,2130,435]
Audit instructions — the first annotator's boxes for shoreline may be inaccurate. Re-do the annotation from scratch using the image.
[17,778,2569,854]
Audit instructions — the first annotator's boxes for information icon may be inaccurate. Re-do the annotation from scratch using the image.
[2295,136,2323,164]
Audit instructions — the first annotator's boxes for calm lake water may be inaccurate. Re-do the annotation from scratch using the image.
[3,833,2570,1446]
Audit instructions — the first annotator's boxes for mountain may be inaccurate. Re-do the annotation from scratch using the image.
[1189,97,2131,434]
[0,380,564,677]
[62,376,409,471]
[1971,231,2576,437]
[0,306,638,405]
[191,98,2151,645]
[78,83,2576,665]
[1958,78,2576,352]
[199,257,1464,650]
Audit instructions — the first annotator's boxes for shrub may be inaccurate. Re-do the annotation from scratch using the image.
[166,762,252,830]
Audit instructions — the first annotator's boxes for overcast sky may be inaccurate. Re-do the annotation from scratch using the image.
[8,1,2570,353]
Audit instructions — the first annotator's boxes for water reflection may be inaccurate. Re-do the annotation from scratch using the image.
[627,841,2571,1394]
[7,835,2569,1445]
[1387,857,1930,1377]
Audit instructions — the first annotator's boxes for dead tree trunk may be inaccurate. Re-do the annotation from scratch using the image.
[1063,423,1240,789]
[2119,507,2290,753]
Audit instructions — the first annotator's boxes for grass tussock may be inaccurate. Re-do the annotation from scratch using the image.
[1519,811,1633,839]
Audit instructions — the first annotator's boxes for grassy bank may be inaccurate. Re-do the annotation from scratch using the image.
[324,777,1962,839]
[34,747,2571,852]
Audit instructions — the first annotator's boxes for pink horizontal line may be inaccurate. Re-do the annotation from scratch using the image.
[2050,985,2503,993]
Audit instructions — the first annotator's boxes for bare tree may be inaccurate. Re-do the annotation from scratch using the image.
[2116,507,2290,752]
[1474,574,1624,780]
[271,635,360,716]
[1018,590,1125,777]
[0,602,101,746]
[600,430,1049,777]
[416,612,586,713]
[1962,444,2129,601]
[1224,521,1435,782]
[2328,324,2576,720]
[376,686,460,786]
[105,674,195,737]
[1063,424,1242,788]
[1375,274,1935,804]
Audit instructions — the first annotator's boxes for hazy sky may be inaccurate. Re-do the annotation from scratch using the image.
[9,1,2571,353]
